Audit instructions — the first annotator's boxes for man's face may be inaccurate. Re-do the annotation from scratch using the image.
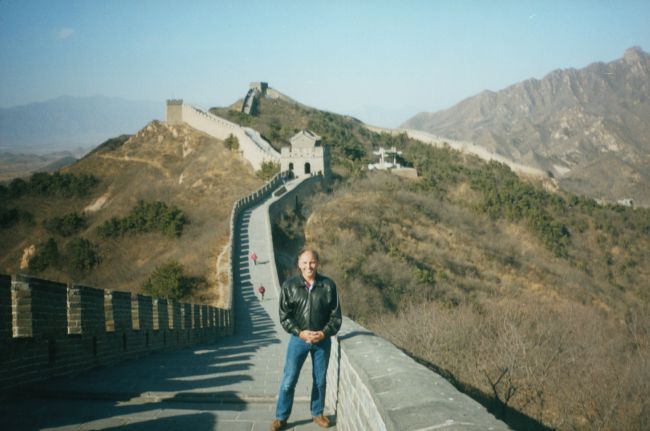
[298,251,319,281]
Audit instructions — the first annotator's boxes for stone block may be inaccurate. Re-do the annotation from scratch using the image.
[131,293,141,331]
[168,300,181,331]
[182,303,192,330]
[11,275,67,339]
[137,295,153,331]
[152,298,160,330]
[206,306,214,328]
[104,290,115,332]
[200,304,208,328]
[155,298,168,332]
[108,291,132,331]
[67,285,104,335]
[193,304,200,329]
[0,274,11,342]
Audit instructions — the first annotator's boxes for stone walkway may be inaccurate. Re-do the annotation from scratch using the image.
[1,178,335,430]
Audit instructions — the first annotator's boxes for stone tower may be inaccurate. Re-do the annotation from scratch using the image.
[280,130,329,179]
[166,99,184,125]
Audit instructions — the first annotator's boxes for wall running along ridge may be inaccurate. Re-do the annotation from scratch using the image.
[226,170,293,312]
[166,99,280,171]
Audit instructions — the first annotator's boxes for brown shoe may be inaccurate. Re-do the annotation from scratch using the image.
[270,419,286,431]
[312,415,330,428]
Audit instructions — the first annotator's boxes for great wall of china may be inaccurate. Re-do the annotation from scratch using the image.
[0,273,233,391]
[166,98,281,171]
[0,90,511,430]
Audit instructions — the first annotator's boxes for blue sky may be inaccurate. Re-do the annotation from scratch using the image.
[1,0,649,126]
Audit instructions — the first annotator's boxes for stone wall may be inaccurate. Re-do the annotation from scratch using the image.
[242,88,259,115]
[165,100,280,171]
[266,174,325,296]
[267,174,324,222]
[0,274,233,394]
[326,317,511,430]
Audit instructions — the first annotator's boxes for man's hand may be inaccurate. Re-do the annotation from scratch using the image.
[299,330,326,344]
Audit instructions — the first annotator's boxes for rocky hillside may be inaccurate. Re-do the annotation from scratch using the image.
[0,121,262,306]
[403,47,650,206]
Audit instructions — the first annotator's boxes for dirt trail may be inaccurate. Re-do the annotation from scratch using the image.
[97,153,171,178]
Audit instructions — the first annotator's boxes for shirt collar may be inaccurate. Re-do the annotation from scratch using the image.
[303,276,316,292]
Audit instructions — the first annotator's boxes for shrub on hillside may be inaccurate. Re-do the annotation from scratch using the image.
[143,261,195,300]
[224,133,239,150]
[28,238,60,272]
[222,109,252,126]
[468,161,571,257]
[44,212,87,236]
[374,299,650,431]
[256,161,280,181]
[28,172,99,197]
[65,237,100,274]
[402,142,574,257]
[268,117,283,142]
[97,200,187,238]
[1,172,99,200]
[0,206,34,228]
[307,115,367,158]
[0,178,27,198]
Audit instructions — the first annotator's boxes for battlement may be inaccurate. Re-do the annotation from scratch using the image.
[0,274,232,393]
[249,82,268,94]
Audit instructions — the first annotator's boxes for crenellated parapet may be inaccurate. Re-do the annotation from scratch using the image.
[0,274,233,394]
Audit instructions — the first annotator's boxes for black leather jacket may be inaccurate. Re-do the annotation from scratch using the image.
[279,273,342,337]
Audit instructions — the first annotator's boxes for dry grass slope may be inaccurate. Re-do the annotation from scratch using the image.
[0,121,262,306]
[290,172,649,431]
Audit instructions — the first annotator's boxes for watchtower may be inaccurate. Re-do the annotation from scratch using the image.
[280,130,329,179]
[166,99,184,125]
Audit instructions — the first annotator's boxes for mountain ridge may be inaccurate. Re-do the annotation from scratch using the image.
[402,46,650,206]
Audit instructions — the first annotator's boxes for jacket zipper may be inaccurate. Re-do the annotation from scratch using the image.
[307,283,313,330]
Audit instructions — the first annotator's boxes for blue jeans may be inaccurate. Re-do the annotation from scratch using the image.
[275,334,331,420]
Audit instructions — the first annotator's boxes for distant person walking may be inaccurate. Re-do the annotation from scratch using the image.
[250,251,258,266]
[270,248,342,431]
[258,284,266,300]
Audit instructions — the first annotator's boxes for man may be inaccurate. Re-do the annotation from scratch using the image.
[270,248,342,431]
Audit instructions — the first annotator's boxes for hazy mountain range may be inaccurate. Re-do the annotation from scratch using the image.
[0,95,163,153]
[403,46,650,206]
[3,47,649,205]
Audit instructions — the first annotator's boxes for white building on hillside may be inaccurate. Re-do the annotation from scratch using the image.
[281,130,330,179]
[368,147,402,170]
